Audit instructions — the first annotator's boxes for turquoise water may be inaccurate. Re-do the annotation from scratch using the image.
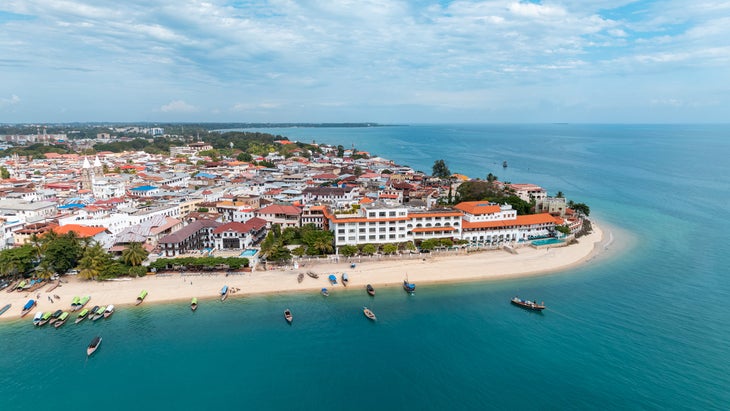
[531,238,565,246]
[240,249,258,257]
[2,124,730,410]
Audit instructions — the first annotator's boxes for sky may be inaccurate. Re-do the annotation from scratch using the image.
[0,0,728,123]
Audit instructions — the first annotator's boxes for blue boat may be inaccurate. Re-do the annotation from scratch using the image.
[321,288,329,297]
[21,300,36,317]
[403,279,416,294]
[328,274,337,285]
[341,272,349,286]
[220,285,229,301]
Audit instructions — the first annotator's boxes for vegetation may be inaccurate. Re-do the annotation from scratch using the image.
[148,256,249,271]
[121,242,149,267]
[432,159,451,178]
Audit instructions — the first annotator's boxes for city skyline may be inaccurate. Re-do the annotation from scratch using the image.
[1,0,728,123]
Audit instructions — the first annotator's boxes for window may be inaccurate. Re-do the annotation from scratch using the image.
[389,211,396,217]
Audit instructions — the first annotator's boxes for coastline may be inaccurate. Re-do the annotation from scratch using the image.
[0,222,608,323]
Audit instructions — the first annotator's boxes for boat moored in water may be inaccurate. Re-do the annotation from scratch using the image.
[366,284,375,297]
[75,308,90,324]
[190,297,198,311]
[403,279,416,294]
[33,311,44,326]
[38,311,53,326]
[321,288,329,297]
[220,285,229,301]
[103,305,115,319]
[510,296,545,311]
[48,309,63,325]
[91,306,106,321]
[54,312,70,328]
[363,306,377,321]
[284,309,293,324]
[87,336,102,356]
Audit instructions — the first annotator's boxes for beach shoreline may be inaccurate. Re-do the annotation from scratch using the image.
[1,222,610,323]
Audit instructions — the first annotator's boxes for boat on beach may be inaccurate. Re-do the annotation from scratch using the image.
[510,296,545,311]
[76,296,91,311]
[20,299,36,317]
[0,303,11,316]
[328,274,337,285]
[190,297,198,311]
[363,306,377,321]
[87,336,102,356]
[91,306,106,321]
[103,305,115,319]
[297,273,304,283]
[366,284,375,296]
[54,312,70,328]
[75,308,90,324]
[220,285,229,301]
[321,288,329,297]
[306,271,319,279]
[48,309,63,325]
[135,290,148,305]
[341,272,349,287]
[284,309,293,324]
[70,296,81,311]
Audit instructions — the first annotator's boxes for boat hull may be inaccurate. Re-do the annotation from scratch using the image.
[510,299,545,311]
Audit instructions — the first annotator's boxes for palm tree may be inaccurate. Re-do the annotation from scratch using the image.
[122,242,148,267]
[36,259,55,280]
[77,243,108,280]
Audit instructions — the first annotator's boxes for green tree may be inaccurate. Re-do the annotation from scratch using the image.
[44,232,82,274]
[35,259,55,280]
[0,166,10,179]
[382,243,397,255]
[555,225,571,235]
[337,145,345,157]
[486,173,498,183]
[419,239,439,251]
[122,242,149,267]
[361,244,377,255]
[432,159,451,178]
[77,242,110,280]
[339,245,358,257]
[571,202,591,217]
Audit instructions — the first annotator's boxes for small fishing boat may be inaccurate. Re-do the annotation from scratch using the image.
[190,297,198,312]
[91,306,106,321]
[403,279,416,294]
[220,285,229,301]
[48,309,63,325]
[341,272,349,287]
[70,296,81,311]
[366,284,375,297]
[54,312,70,328]
[75,308,90,324]
[306,271,319,279]
[38,311,53,326]
[503,160,508,168]
[103,305,115,319]
[0,303,11,317]
[510,296,545,311]
[350,263,356,268]
[77,296,91,310]
[328,274,337,285]
[87,336,102,356]
[20,299,36,317]
[135,290,148,305]
[88,305,99,319]
[297,273,304,283]
[363,306,377,321]
[33,311,44,326]
[284,309,293,324]
[321,288,329,297]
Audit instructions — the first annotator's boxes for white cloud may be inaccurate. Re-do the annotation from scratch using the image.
[160,100,197,113]
[0,95,20,107]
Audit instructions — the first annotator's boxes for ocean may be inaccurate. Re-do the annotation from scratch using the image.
[1,124,728,410]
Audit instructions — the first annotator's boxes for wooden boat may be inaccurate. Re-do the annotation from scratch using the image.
[403,279,416,294]
[0,303,11,317]
[363,306,377,321]
[503,160,508,168]
[103,305,115,319]
[135,290,148,305]
[33,311,44,326]
[328,274,337,285]
[91,306,106,321]
[220,285,229,301]
[78,296,91,310]
[88,305,99,319]
[38,311,53,326]
[510,296,545,311]
[297,273,304,283]
[87,336,102,356]
[341,272,349,287]
[284,309,293,324]
[48,309,63,325]
[54,312,70,328]
[20,299,36,317]
[190,297,198,312]
[6,280,20,293]
[75,308,90,324]
[366,284,375,297]
[321,288,329,297]
[306,271,319,279]
[70,296,81,311]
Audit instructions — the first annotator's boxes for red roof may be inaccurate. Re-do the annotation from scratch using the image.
[257,204,302,216]
[462,213,559,229]
[51,224,107,237]
[212,218,267,234]
[454,201,501,215]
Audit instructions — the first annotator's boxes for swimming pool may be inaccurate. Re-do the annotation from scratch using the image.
[531,238,565,246]
[240,249,258,257]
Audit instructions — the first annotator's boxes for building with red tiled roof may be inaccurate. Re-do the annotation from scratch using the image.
[256,204,302,228]
[211,217,267,250]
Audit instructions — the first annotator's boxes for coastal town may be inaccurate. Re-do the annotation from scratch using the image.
[0,124,600,321]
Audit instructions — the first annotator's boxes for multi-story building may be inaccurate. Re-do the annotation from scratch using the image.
[158,219,221,257]
[456,201,559,244]
[211,218,267,251]
[255,204,302,228]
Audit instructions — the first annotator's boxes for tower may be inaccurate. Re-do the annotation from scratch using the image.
[81,156,93,190]
[93,155,103,176]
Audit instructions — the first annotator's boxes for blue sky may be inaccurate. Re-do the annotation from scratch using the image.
[1,0,728,123]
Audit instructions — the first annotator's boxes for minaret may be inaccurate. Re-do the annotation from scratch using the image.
[93,155,103,176]
[81,156,93,190]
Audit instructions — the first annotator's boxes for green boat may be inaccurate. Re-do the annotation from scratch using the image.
[75,308,90,324]
[77,296,91,310]
[91,306,106,321]
[38,311,53,327]
[190,297,198,312]
[70,296,81,310]
[54,312,70,328]
[135,290,148,305]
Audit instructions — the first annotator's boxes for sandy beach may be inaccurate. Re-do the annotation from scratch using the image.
[1,223,608,322]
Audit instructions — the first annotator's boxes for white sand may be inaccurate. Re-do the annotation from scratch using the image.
[1,223,607,322]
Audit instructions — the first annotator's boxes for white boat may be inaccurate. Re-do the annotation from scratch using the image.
[103,305,115,319]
